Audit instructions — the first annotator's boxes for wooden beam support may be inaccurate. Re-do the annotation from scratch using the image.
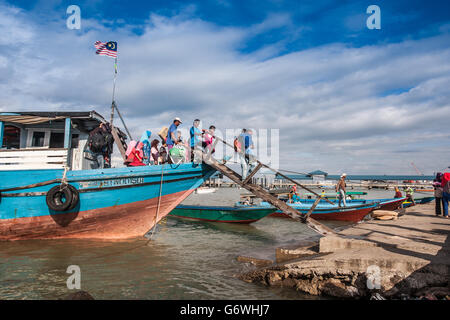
[203,155,336,236]
[243,162,262,185]
[111,126,127,162]
[302,196,322,222]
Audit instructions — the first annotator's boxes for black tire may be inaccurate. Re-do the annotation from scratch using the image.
[46,185,73,211]
[66,184,80,211]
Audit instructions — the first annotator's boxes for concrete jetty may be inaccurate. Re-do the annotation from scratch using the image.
[239,203,450,299]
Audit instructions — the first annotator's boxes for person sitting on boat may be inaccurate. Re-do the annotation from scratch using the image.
[336,173,347,207]
[150,139,160,165]
[159,146,168,164]
[289,191,301,203]
[125,141,146,167]
[139,130,152,165]
[405,186,416,206]
[394,186,402,198]
[166,117,182,151]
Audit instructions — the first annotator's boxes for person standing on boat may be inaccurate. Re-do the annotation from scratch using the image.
[336,173,347,207]
[190,119,202,162]
[433,173,444,216]
[405,186,416,206]
[166,117,182,151]
[394,186,403,198]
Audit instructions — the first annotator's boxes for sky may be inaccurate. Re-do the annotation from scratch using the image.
[0,0,449,174]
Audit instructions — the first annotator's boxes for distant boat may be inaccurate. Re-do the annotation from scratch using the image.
[0,111,216,240]
[258,201,378,222]
[169,205,274,223]
[195,187,216,194]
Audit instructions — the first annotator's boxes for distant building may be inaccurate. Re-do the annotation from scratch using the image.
[307,170,328,181]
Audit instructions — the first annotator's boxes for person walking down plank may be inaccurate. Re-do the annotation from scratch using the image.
[336,173,347,207]
[166,117,182,151]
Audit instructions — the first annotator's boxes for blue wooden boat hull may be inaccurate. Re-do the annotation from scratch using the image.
[258,201,378,221]
[0,163,215,240]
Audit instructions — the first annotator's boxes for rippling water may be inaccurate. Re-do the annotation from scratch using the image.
[0,187,410,299]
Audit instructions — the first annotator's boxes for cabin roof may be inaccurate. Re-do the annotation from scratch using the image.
[0,110,127,137]
[0,110,106,122]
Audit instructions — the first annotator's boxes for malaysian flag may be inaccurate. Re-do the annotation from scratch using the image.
[94,41,117,58]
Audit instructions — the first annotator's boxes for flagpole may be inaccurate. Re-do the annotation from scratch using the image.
[110,57,118,125]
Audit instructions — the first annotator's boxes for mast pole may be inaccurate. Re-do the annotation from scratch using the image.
[110,57,118,125]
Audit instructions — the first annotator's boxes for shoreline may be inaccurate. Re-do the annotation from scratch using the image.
[238,203,450,299]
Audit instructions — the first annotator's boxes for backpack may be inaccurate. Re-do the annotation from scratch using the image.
[89,131,106,153]
[233,137,241,153]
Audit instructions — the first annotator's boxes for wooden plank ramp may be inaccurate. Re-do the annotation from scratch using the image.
[202,155,336,236]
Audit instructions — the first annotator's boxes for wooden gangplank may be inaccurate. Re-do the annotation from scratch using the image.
[202,156,336,236]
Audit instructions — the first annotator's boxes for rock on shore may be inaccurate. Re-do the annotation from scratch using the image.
[239,203,450,299]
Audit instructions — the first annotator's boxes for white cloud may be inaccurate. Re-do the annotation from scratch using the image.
[1,3,449,174]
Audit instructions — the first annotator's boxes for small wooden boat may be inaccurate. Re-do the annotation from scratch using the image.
[259,202,378,222]
[169,205,274,223]
[195,187,216,194]
[415,196,435,204]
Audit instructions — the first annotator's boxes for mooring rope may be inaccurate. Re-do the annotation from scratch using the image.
[147,163,165,242]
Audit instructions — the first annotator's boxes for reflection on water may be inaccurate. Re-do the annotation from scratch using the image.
[0,187,391,300]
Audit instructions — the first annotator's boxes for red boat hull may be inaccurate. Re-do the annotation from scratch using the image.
[379,198,406,211]
[0,189,193,241]
[269,206,375,222]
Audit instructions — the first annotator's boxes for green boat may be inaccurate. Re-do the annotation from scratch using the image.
[169,205,274,224]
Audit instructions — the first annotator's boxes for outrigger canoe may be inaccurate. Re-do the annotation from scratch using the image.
[259,202,378,222]
[169,205,274,223]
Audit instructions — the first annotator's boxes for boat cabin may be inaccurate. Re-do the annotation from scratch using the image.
[0,111,127,171]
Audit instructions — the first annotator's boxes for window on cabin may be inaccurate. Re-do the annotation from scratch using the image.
[31,131,45,147]
[49,132,65,148]
[2,125,21,149]
[71,134,79,148]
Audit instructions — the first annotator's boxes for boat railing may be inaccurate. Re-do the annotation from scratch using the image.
[0,148,68,170]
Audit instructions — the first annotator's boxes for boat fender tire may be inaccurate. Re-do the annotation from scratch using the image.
[66,184,80,211]
[46,185,74,211]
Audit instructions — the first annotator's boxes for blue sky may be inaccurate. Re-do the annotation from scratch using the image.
[1,0,449,174]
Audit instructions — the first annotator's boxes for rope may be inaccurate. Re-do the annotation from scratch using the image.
[147,163,165,242]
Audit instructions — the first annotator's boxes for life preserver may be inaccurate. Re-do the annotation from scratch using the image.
[46,184,79,211]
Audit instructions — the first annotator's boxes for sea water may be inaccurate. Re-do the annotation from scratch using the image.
[0,187,407,299]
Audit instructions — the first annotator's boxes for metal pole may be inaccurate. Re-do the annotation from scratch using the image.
[110,57,118,125]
